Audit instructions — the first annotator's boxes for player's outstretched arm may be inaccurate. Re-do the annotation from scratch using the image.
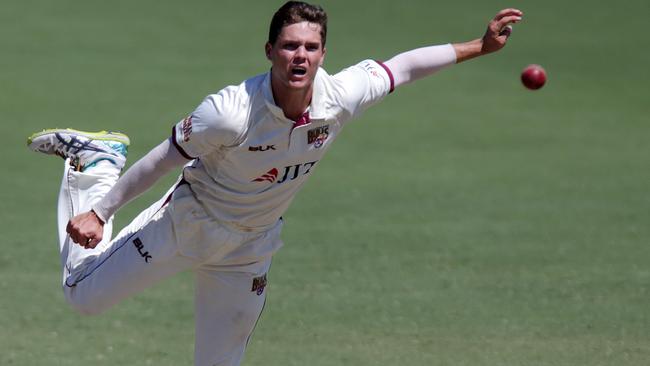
[66,138,190,248]
[453,8,523,63]
[384,8,523,88]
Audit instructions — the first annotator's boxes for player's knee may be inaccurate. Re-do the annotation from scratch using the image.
[63,287,111,316]
[66,297,108,316]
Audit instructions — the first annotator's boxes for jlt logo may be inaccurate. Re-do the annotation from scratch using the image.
[252,161,318,184]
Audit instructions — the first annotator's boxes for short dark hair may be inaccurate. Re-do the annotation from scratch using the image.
[268,1,328,47]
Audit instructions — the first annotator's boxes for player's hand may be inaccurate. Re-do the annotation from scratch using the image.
[481,8,523,54]
[66,211,104,249]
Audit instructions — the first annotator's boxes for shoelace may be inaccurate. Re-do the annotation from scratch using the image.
[54,133,114,158]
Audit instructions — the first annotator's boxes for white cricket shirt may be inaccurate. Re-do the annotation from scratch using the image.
[172,60,394,231]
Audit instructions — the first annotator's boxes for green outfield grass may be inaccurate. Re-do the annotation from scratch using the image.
[2,0,649,365]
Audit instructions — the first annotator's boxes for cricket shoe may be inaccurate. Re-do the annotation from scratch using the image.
[27,128,130,171]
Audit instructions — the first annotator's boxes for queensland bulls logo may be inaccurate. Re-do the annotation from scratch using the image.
[307,125,329,148]
[251,274,267,295]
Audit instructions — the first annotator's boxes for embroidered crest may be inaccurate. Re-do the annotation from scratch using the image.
[307,125,329,148]
[251,274,268,295]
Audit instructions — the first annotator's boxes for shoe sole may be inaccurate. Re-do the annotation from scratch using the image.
[27,128,130,147]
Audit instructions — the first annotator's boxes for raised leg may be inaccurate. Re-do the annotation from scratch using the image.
[58,162,194,315]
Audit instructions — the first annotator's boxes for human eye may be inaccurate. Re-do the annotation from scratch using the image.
[305,43,320,52]
[282,42,299,51]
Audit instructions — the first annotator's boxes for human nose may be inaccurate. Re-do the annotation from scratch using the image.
[293,46,307,63]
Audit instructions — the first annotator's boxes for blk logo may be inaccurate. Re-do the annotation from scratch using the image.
[132,238,152,263]
[249,145,276,152]
[251,161,318,184]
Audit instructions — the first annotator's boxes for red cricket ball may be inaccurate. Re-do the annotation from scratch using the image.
[521,64,547,90]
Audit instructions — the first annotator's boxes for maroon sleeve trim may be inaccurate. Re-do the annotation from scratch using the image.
[375,60,395,93]
[171,125,195,160]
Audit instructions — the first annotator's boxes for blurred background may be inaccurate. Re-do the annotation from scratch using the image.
[1,0,648,365]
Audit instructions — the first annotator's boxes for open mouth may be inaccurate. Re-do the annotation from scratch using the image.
[291,67,307,76]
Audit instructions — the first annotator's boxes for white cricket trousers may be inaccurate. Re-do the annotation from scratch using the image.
[57,160,283,366]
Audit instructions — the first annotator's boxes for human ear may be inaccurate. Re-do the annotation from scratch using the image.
[319,47,326,66]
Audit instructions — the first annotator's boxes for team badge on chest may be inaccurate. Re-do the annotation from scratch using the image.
[307,125,329,148]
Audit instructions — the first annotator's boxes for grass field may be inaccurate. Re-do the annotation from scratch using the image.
[2,0,649,365]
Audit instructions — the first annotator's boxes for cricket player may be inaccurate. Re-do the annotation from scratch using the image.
[27,2,522,365]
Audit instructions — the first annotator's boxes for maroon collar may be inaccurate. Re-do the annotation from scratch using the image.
[292,112,310,129]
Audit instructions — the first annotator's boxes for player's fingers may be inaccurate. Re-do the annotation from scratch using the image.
[68,227,89,246]
[491,14,522,28]
[499,14,523,26]
[66,220,84,242]
[493,8,523,21]
[86,234,102,249]
[66,220,74,234]
[490,15,522,35]
[69,233,82,245]
[499,25,512,37]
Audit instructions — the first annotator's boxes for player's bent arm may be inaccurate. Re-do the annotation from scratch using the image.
[91,138,190,222]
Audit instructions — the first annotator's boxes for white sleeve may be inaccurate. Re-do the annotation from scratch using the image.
[383,43,457,88]
[172,88,244,159]
[91,138,189,222]
[332,59,395,120]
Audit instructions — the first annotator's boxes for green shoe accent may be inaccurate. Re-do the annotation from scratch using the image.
[27,128,130,147]
[81,157,118,171]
